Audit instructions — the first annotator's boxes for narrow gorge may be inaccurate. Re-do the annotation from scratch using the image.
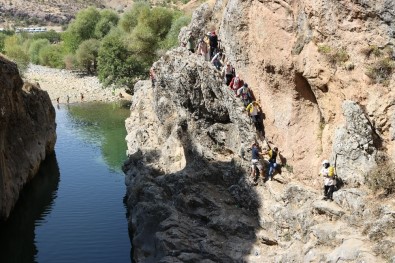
[124,0,395,262]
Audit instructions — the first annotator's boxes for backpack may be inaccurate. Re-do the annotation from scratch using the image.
[328,166,335,177]
[269,150,277,163]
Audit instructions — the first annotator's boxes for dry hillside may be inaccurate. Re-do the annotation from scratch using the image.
[0,0,132,27]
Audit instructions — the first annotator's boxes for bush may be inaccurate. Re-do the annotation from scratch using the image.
[64,54,78,70]
[29,38,50,64]
[39,44,64,68]
[32,30,61,43]
[62,7,101,53]
[360,45,382,58]
[318,44,349,65]
[76,39,100,74]
[0,32,7,52]
[366,58,395,85]
[366,161,395,196]
[95,9,119,39]
[119,2,150,33]
[3,35,30,74]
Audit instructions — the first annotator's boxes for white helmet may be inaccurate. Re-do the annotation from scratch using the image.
[322,160,329,165]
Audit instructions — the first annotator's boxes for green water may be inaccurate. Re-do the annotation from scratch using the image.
[0,101,132,263]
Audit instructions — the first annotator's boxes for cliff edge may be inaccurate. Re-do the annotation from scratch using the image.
[0,56,56,221]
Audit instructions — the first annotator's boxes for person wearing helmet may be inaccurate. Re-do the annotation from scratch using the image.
[319,160,336,201]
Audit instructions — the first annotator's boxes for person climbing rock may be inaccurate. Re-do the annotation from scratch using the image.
[246,101,263,135]
[319,160,336,201]
[208,31,219,59]
[237,83,252,107]
[185,32,195,53]
[222,62,235,85]
[229,74,244,94]
[211,51,223,70]
[149,66,156,87]
[250,142,264,185]
[197,38,209,61]
[266,147,279,181]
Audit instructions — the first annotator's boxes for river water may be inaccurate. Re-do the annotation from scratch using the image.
[0,102,131,263]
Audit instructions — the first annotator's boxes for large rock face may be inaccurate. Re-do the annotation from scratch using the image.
[0,56,56,221]
[207,0,395,182]
[124,0,395,262]
[124,48,260,262]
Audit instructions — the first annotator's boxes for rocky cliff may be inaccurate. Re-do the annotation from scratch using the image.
[0,56,56,221]
[124,0,395,262]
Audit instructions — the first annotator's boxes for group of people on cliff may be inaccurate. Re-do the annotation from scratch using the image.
[181,30,338,199]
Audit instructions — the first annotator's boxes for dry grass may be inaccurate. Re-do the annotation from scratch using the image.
[365,160,395,196]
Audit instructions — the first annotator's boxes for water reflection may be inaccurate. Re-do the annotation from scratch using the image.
[66,102,130,172]
[0,153,60,263]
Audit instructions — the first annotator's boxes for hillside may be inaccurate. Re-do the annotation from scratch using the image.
[0,0,131,27]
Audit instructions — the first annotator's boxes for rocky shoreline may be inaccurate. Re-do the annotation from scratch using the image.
[25,64,131,104]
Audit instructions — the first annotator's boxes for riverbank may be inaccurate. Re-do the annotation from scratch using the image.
[25,64,132,104]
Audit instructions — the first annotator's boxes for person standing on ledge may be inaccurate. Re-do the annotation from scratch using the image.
[319,160,336,201]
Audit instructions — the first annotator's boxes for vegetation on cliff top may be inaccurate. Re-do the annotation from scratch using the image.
[1,3,190,90]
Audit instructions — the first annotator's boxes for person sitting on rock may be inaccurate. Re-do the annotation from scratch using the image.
[229,74,244,94]
[222,62,235,85]
[211,51,223,70]
[265,147,279,181]
[250,142,264,185]
[319,160,336,201]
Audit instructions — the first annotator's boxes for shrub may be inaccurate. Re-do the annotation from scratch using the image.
[318,45,349,65]
[0,32,7,52]
[365,58,395,85]
[366,161,395,196]
[29,38,50,64]
[76,38,100,74]
[360,45,382,58]
[64,54,78,70]
[39,44,64,68]
[3,35,30,74]
[94,9,119,39]
[32,30,61,43]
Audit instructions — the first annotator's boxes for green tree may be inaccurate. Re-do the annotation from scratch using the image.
[76,38,100,74]
[29,38,50,64]
[33,30,61,43]
[143,7,174,39]
[95,9,119,39]
[39,44,64,68]
[161,15,190,49]
[119,2,150,33]
[98,29,145,90]
[62,7,101,53]
[4,35,30,74]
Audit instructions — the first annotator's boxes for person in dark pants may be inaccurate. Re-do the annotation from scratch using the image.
[319,160,336,201]
[208,31,218,59]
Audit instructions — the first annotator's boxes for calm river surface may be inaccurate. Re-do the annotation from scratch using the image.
[0,102,131,263]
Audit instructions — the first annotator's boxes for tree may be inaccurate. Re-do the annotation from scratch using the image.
[95,9,119,39]
[143,7,174,39]
[39,44,64,68]
[161,15,190,49]
[119,2,150,33]
[76,39,100,74]
[4,35,30,75]
[33,30,61,43]
[98,29,145,91]
[62,7,101,53]
[29,39,50,64]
